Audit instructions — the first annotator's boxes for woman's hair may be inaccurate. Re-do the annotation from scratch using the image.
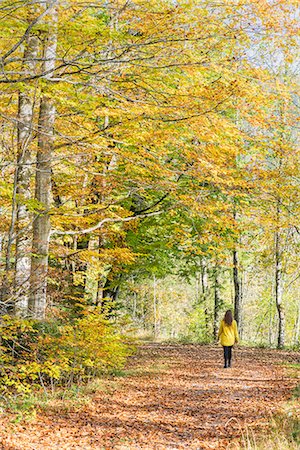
[224,310,233,326]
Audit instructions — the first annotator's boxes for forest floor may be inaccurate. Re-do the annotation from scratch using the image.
[0,344,299,450]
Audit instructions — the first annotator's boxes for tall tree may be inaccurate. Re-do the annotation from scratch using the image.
[29,1,58,319]
[14,27,39,316]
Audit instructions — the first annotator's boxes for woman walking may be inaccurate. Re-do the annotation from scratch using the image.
[218,310,239,368]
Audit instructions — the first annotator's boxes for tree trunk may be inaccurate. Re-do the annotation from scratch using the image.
[275,230,285,348]
[29,2,57,319]
[133,290,137,320]
[96,277,104,307]
[232,205,242,327]
[0,226,2,259]
[233,249,241,326]
[0,169,18,308]
[15,34,39,317]
[268,285,274,346]
[102,273,121,316]
[294,299,300,346]
[213,267,220,339]
[200,258,209,333]
[153,274,158,338]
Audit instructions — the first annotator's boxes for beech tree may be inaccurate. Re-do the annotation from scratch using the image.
[29,1,58,319]
[0,0,298,344]
[14,31,38,316]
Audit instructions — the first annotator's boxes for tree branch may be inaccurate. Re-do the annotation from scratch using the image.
[50,210,163,236]
[135,193,169,215]
[1,1,58,62]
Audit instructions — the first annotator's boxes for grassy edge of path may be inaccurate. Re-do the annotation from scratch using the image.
[235,361,300,450]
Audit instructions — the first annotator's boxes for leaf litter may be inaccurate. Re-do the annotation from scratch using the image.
[0,344,299,449]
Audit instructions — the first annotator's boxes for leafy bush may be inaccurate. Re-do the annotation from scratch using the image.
[184,305,212,343]
[0,311,134,398]
[293,383,300,399]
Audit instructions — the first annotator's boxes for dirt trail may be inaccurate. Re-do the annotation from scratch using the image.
[0,345,299,450]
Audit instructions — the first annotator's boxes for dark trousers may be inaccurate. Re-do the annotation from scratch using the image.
[223,346,233,367]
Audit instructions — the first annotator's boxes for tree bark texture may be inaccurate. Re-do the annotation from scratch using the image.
[29,2,57,319]
[15,34,39,317]
[213,268,220,339]
[153,274,158,338]
[200,258,209,333]
[233,249,241,326]
[275,230,285,348]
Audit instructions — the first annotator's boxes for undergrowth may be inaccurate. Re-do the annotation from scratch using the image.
[0,310,135,416]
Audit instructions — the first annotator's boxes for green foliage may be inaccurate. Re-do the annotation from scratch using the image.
[185,306,211,343]
[293,383,300,399]
[0,312,134,399]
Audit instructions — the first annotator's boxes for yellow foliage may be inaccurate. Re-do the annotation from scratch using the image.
[0,313,134,398]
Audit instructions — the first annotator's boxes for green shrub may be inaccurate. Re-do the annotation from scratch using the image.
[293,383,300,399]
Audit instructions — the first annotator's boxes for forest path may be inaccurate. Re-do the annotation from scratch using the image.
[1,344,299,450]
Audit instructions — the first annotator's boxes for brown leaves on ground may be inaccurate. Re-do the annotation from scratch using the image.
[0,345,299,449]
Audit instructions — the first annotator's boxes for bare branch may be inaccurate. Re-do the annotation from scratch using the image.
[50,210,163,236]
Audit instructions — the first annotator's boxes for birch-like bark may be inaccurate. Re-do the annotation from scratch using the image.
[268,286,274,346]
[15,34,39,317]
[200,258,209,333]
[0,168,18,305]
[275,230,285,348]
[133,290,137,320]
[153,274,158,338]
[29,2,57,319]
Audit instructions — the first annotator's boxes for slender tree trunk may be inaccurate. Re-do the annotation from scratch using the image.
[275,230,285,348]
[133,290,137,320]
[200,258,209,333]
[233,249,241,326]
[83,237,95,304]
[232,205,242,327]
[153,274,158,338]
[213,267,220,339]
[195,275,199,303]
[0,225,2,258]
[0,222,3,310]
[239,268,245,339]
[29,2,57,319]
[0,168,18,307]
[294,300,300,346]
[96,276,104,307]
[15,34,39,317]
[269,285,274,346]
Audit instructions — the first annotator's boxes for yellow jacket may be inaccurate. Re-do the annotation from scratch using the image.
[218,319,239,346]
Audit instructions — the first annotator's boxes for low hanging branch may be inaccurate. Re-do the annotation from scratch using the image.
[1,1,58,62]
[50,210,163,236]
